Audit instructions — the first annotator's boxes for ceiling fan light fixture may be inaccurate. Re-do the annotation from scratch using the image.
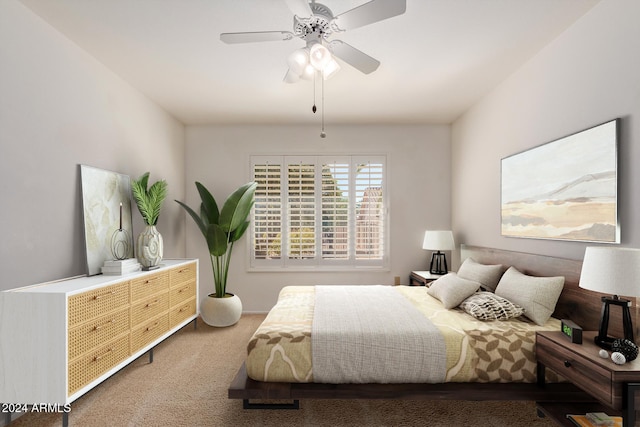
[301,64,316,80]
[322,57,341,80]
[283,69,301,83]
[309,42,332,71]
[287,47,309,75]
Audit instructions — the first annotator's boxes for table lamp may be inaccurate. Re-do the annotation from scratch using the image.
[422,230,455,275]
[579,246,640,349]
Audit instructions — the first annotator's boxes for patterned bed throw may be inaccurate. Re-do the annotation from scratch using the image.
[312,285,447,383]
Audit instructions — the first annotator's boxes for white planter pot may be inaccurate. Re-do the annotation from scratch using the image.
[200,293,242,327]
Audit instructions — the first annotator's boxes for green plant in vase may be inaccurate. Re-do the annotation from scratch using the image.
[175,181,256,326]
[131,172,167,269]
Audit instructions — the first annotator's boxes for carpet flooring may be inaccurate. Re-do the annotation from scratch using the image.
[10,313,558,426]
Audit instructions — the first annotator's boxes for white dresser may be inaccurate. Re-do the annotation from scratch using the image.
[0,259,198,407]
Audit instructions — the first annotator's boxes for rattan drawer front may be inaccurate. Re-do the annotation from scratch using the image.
[130,292,169,327]
[130,271,169,303]
[169,280,196,307]
[68,307,130,361]
[130,313,169,353]
[68,333,129,395]
[169,298,196,328]
[68,281,130,327]
[169,263,196,286]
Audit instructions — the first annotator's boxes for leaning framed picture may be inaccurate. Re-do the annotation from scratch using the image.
[501,118,619,243]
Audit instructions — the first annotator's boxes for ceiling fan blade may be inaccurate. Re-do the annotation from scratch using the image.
[284,0,313,18]
[333,0,406,31]
[329,40,380,74]
[220,31,295,44]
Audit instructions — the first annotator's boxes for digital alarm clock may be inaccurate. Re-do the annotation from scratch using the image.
[561,319,583,344]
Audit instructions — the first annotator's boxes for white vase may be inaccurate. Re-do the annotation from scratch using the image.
[200,293,242,327]
[137,225,163,268]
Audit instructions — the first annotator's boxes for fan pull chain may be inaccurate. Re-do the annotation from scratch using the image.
[320,76,326,138]
[312,71,317,113]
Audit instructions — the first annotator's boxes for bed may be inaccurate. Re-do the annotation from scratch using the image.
[229,245,633,408]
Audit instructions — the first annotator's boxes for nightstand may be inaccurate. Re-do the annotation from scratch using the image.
[409,271,444,286]
[536,330,640,427]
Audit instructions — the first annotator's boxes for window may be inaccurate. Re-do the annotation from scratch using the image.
[250,155,387,269]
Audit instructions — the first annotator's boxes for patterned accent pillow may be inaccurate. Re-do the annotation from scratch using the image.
[460,291,525,321]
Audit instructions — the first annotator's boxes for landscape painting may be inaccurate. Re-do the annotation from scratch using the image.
[501,119,619,243]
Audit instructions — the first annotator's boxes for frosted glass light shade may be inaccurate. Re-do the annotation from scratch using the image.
[422,230,455,251]
[579,247,640,296]
[287,48,309,75]
[309,43,332,70]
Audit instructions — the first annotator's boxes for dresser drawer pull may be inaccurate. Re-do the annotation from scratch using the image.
[178,286,190,293]
[145,299,160,308]
[144,277,157,284]
[93,319,116,331]
[179,305,189,312]
[146,322,159,332]
[178,268,189,274]
[93,291,116,300]
[93,348,113,362]
[564,360,572,368]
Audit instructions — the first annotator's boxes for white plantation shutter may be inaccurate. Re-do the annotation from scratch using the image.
[251,155,387,269]
[287,162,316,260]
[252,160,282,261]
[322,162,350,260]
[355,161,384,260]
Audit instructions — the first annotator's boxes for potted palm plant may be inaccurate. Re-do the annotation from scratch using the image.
[175,181,256,327]
[131,172,167,269]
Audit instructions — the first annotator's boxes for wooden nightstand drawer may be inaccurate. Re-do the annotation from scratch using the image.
[537,333,613,406]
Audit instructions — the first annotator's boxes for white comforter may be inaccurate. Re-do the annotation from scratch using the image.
[311,285,447,383]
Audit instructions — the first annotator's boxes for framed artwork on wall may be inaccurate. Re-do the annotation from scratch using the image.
[80,165,134,275]
[501,118,619,243]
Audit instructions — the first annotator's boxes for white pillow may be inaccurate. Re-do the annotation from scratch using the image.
[495,267,564,325]
[457,258,505,292]
[427,273,481,309]
[460,291,525,321]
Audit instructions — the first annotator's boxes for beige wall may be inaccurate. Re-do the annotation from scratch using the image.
[0,0,187,291]
[452,0,640,261]
[185,124,451,312]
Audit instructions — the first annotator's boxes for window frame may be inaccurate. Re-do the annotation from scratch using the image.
[249,154,389,271]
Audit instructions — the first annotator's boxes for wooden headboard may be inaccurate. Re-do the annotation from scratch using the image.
[460,245,635,339]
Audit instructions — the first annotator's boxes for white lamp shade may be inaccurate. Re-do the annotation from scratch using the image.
[309,43,332,70]
[322,58,341,80]
[579,247,640,297]
[422,230,455,251]
[287,48,309,75]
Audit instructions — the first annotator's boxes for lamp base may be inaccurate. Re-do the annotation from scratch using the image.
[429,251,448,275]
[594,295,635,350]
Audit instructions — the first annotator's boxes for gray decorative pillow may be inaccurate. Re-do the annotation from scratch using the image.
[457,258,506,292]
[427,273,481,309]
[460,291,525,321]
[495,266,564,326]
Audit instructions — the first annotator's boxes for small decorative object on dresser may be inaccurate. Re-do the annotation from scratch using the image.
[131,172,168,270]
[176,181,256,327]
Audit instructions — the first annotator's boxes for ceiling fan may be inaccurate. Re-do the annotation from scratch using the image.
[220,0,407,82]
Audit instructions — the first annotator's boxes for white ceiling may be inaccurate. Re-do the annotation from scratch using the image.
[19,0,599,125]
